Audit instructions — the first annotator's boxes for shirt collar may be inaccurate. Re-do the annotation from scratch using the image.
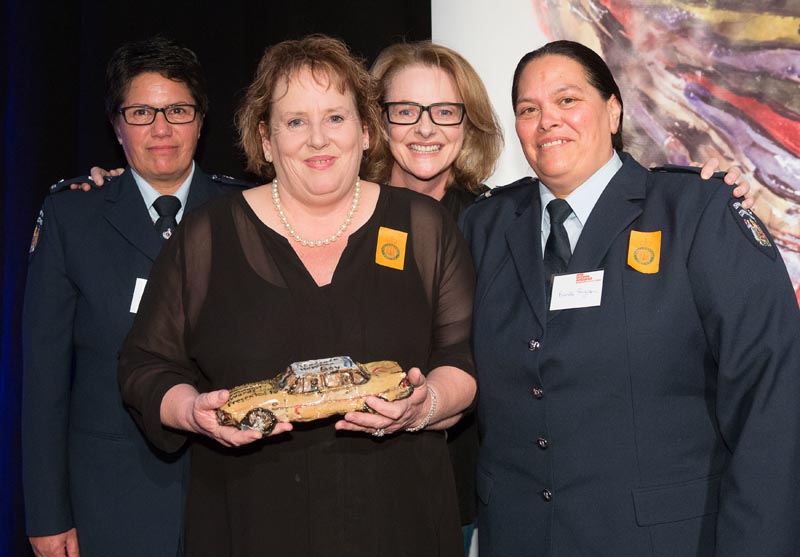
[132,162,195,223]
[539,151,622,226]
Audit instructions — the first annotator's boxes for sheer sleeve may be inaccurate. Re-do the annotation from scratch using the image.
[118,205,214,453]
[408,195,476,376]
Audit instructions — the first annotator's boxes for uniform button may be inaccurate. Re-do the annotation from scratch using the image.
[541,489,553,502]
[528,339,541,351]
[537,437,549,450]
[531,387,543,399]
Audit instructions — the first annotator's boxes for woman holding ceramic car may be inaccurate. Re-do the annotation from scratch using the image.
[118,35,476,557]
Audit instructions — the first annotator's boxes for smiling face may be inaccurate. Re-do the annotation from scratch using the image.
[514,54,621,197]
[113,72,202,193]
[261,68,368,206]
[382,65,465,198]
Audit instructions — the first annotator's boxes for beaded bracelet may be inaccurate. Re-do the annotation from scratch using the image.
[405,385,437,433]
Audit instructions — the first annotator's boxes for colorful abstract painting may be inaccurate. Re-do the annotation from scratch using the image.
[532,0,800,303]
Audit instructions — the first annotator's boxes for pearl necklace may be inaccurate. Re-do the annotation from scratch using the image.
[271,178,361,247]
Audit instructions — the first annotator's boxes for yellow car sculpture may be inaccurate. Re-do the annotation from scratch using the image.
[216,356,413,434]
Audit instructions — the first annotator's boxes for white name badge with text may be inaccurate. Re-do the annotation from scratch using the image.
[130,278,147,313]
[550,270,604,311]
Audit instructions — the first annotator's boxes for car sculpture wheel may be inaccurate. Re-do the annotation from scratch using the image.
[216,356,413,435]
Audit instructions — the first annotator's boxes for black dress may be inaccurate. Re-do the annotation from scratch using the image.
[119,185,476,557]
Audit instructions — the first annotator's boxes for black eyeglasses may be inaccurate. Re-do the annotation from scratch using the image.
[117,104,200,125]
[382,102,466,126]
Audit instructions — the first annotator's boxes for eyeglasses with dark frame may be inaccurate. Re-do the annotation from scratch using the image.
[382,102,466,126]
[117,104,200,126]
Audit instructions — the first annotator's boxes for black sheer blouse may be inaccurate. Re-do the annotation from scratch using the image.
[119,184,475,557]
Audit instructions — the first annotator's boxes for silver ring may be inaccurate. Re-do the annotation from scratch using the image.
[372,428,385,437]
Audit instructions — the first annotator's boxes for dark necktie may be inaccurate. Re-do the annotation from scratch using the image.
[543,198,573,303]
[153,195,182,241]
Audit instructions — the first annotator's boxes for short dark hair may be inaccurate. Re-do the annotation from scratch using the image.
[511,40,624,151]
[104,36,208,120]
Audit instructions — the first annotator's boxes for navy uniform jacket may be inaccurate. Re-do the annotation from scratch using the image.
[22,168,248,557]
[461,153,800,557]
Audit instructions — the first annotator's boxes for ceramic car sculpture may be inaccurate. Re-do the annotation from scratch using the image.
[216,356,413,434]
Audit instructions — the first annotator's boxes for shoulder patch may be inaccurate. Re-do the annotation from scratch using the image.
[210,174,253,189]
[728,199,776,260]
[29,207,44,254]
[651,164,726,181]
[476,177,535,202]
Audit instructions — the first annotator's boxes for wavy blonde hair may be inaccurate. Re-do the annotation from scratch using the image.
[368,41,503,193]
[236,35,381,180]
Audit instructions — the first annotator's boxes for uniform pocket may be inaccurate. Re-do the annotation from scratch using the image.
[632,474,720,526]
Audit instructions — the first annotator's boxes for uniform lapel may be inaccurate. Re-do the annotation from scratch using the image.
[505,187,548,331]
[567,155,647,274]
[103,166,221,262]
[103,170,162,262]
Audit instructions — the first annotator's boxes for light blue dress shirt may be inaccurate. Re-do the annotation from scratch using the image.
[132,162,195,224]
[539,152,623,256]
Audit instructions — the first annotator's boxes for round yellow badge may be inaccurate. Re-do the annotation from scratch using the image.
[633,246,655,266]
[380,243,401,261]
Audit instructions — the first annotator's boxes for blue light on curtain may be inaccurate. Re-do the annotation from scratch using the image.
[2,0,45,553]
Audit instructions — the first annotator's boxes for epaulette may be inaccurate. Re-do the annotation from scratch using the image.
[210,174,254,189]
[476,177,536,202]
[49,174,118,194]
[651,164,726,181]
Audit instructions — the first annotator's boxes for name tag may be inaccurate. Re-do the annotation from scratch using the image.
[550,270,604,311]
[130,278,147,313]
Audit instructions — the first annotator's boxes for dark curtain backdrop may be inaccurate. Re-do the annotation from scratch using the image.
[0,1,430,554]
